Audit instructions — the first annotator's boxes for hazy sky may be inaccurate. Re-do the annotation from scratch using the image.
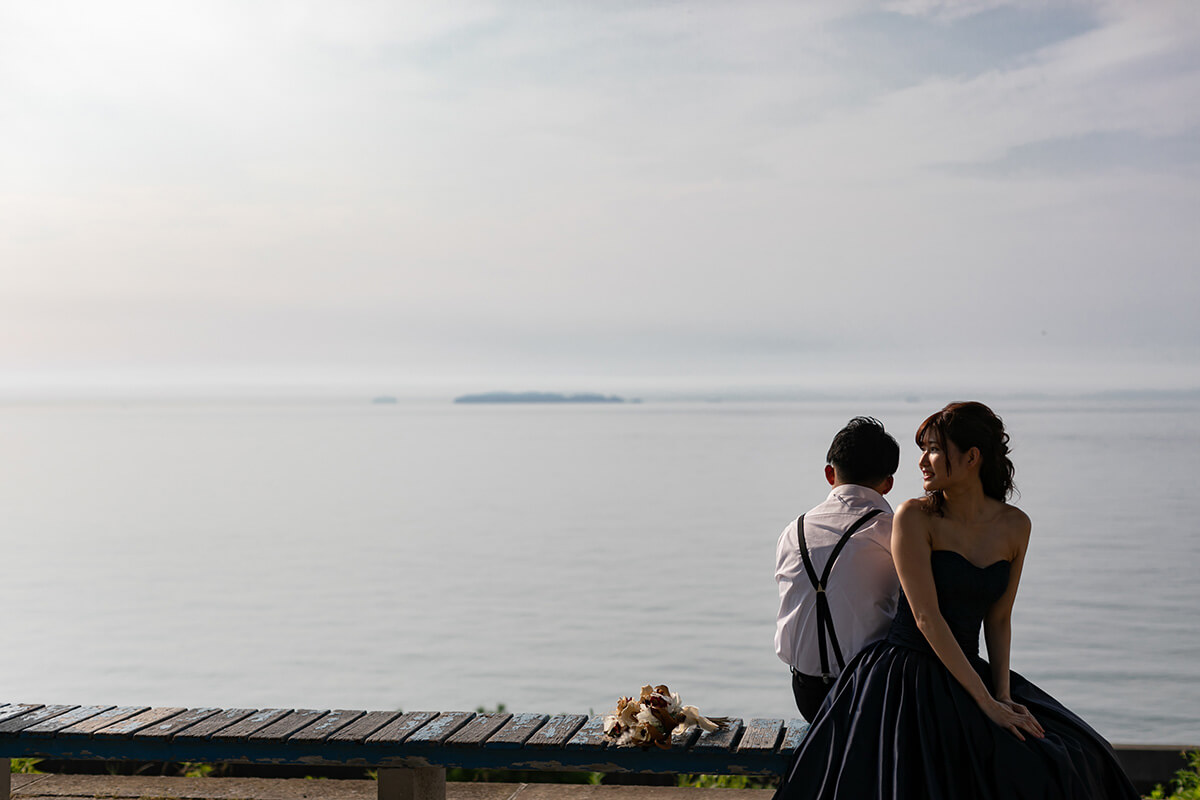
[3,0,1198,396]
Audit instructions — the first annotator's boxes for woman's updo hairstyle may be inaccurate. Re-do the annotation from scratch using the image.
[916,401,1016,515]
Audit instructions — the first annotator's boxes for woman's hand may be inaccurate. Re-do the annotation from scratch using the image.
[982,697,1045,741]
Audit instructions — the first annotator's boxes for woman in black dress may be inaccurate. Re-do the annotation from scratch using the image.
[773,401,1137,800]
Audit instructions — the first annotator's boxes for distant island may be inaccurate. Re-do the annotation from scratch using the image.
[453,391,629,404]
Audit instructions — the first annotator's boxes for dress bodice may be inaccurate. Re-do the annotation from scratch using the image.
[886,550,1011,658]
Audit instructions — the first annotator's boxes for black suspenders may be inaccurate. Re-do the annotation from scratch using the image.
[797,508,884,683]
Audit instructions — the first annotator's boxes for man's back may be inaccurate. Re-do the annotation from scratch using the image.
[773,415,901,720]
[775,485,898,694]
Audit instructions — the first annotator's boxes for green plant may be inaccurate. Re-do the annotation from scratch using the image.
[1147,750,1200,800]
[9,758,43,774]
[180,763,216,778]
[677,773,778,789]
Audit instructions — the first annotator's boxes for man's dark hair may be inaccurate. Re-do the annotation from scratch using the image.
[826,416,900,486]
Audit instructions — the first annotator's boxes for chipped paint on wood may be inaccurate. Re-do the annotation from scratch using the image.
[290,710,366,742]
[0,706,77,734]
[171,708,257,741]
[93,708,186,737]
[365,711,438,744]
[564,715,608,750]
[22,706,113,737]
[525,714,587,748]
[778,719,809,754]
[737,718,783,753]
[406,712,474,745]
[248,709,327,741]
[59,707,149,737]
[485,713,548,748]
[445,713,511,747]
[328,711,404,743]
[134,708,222,740]
[0,701,795,779]
[210,709,292,741]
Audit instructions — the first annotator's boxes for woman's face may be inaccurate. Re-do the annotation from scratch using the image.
[918,431,961,492]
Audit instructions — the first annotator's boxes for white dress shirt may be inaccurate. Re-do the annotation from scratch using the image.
[775,484,898,677]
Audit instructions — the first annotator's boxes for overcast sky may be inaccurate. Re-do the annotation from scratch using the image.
[2,0,1198,397]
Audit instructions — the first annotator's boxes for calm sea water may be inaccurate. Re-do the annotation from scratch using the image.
[1,397,1197,744]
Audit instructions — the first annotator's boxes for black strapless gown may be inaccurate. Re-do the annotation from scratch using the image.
[774,550,1138,800]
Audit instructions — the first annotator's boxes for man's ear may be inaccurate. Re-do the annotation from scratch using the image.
[878,475,895,495]
[825,464,836,486]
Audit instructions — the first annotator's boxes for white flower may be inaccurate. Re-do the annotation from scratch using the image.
[678,705,720,733]
[602,684,723,749]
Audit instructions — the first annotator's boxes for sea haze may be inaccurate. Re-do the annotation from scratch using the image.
[0,397,1196,744]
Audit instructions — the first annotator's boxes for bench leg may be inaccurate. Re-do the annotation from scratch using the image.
[2,758,10,799]
[378,768,446,800]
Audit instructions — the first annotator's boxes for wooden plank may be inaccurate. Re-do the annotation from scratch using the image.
[0,705,44,726]
[209,709,292,742]
[446,713,511,746]
[364,711,438,745]
[671,725,701,749]
[691,717,742,752]
[526,714,588,748]
[171,709,257,741]
[57,707,149,736]
[288,710,365,743]
[93,708,186,737]
[22,706,114,737]
[736,719,783,753]
[133,708,221,740]
[564,715,609,750]
[405,712,474,745]
[247,709,327,742]
[0,705,77,734]
[484,713,548,748]
[327,710,403,744]
[778,719,809,755]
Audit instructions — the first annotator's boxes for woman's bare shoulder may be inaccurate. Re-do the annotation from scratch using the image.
[895,497,936,529]
[896,496,934,516]
[997,503,1031,529]
[997,503,1032,550]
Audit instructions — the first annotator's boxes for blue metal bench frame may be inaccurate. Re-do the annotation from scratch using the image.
[0,703,807,800]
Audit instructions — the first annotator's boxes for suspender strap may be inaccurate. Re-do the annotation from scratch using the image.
[797,507,885,682]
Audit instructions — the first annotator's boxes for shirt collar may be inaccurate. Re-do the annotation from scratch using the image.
[827,483,892,513]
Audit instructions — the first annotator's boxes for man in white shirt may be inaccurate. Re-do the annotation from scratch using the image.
[774,416,900,721]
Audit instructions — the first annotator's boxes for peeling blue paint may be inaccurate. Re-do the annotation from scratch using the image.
[0,702,801,779]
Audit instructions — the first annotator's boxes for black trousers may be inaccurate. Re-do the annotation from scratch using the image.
[791,668,834,723]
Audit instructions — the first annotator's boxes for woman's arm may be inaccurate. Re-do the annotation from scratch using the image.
[892,500,1043,740]
[981,510,1043,737]
[982,508,1031,702]
[892,501,993,702]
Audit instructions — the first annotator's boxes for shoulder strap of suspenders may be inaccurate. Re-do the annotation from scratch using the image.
[797,507,885,682]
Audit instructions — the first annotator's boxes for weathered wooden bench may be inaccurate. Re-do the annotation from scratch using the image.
[0,703,807,800]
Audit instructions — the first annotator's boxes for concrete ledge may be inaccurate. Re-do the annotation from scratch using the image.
[9,776,774,800]
[1114,744,1197,795]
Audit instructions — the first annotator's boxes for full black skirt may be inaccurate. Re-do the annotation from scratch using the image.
[774,640,1138,800]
